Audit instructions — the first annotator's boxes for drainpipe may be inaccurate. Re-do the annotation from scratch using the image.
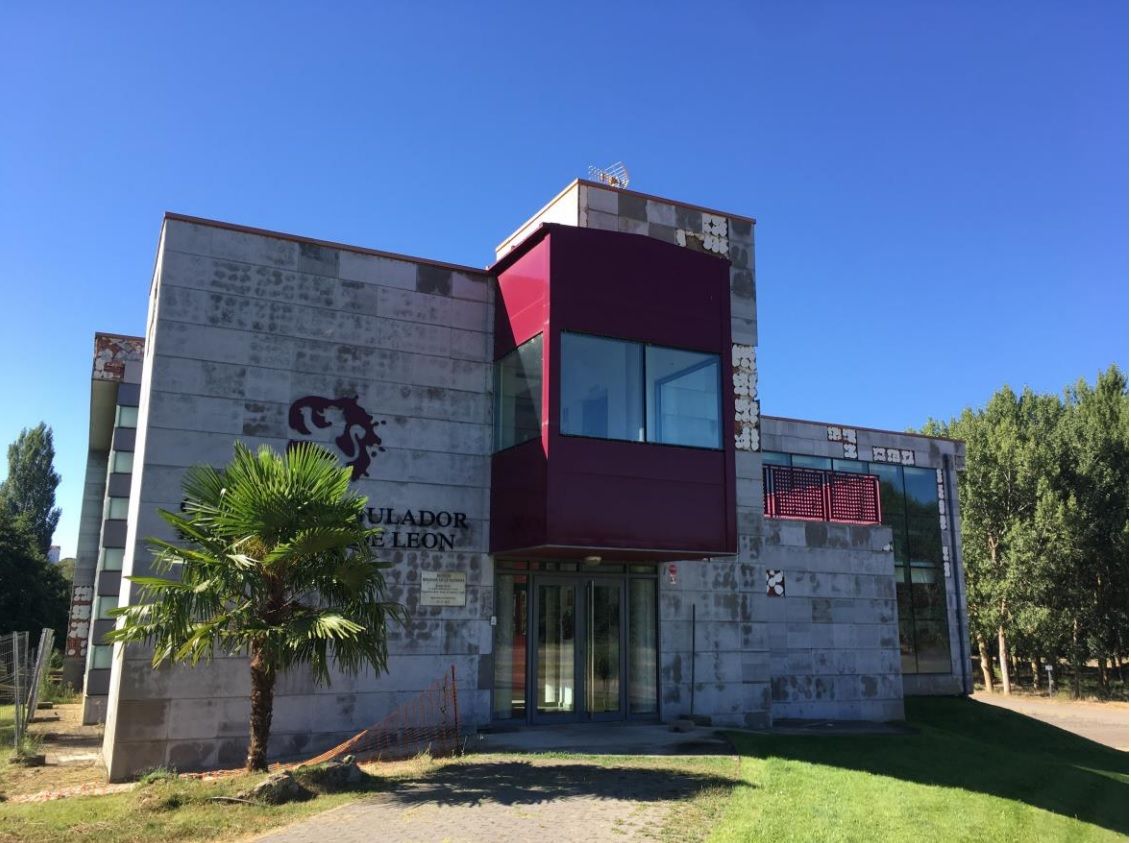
[690,603,697,718]
[943,454,969,696]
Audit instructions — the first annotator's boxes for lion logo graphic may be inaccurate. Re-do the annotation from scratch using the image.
[287,395,386,480]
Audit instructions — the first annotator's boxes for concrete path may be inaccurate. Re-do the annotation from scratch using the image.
[473,720,734,756]
[254,757,733,842]
[971,692,1128,750]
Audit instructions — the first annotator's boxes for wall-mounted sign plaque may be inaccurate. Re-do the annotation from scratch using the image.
[420,571,467,607]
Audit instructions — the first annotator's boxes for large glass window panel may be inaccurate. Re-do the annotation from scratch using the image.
[761,451,791,466]
[105,497,129,520]
[832,459,867,473]
[560,333,644,441]
[628,579,658,715]
[91,645,113,670]
[536,583,576,714]
[870,463,905,521]
[792,454,832,470]
[914,620,953,673]
[645,346,720,448]
[902,467,939,519]
[907,516,943,563]
[493,574,528,719]
[494,334,543,451]
[587,583,621,714]
[101,548,125,571]
[115,405,138,428]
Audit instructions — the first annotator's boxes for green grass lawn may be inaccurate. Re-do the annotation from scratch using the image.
[713,696,1128,842]
[0,696,1125,842]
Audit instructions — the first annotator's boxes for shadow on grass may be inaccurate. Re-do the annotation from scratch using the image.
[375,761,739,809]
[729,696,1128,835]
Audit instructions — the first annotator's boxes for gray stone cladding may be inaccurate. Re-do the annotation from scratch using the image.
[761,416,972,699]
[566,185,771,728]
[101,219,494,780]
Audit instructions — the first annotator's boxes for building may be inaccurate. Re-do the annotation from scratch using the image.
[66,179,972,780]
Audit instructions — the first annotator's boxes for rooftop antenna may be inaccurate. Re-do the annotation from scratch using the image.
[587,161,630,189]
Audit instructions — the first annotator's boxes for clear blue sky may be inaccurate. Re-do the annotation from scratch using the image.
[1,2,1126,557]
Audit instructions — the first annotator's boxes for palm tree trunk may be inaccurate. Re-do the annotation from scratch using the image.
[977,634,995,691]
[247,642,276,772]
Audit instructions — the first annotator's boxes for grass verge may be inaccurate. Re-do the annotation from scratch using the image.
[709,696,1128,842]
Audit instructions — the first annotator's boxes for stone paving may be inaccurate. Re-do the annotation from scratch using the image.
[254,758,734,842]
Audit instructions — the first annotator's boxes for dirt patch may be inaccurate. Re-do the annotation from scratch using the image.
[1,703,108,800]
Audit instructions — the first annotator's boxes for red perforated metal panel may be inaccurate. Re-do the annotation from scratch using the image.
[828,472,882,524]
[763,465,881,525]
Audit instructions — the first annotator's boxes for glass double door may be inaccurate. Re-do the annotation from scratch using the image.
[535,577,625,721]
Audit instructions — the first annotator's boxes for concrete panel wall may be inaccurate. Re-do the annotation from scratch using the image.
[762,416,972,696]
[103,219,495,779]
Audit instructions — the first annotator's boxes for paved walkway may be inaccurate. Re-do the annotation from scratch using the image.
[972,692,1128,750]
[254,758,733,842]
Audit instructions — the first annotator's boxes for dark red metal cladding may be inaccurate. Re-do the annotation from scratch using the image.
[490,224,737,560]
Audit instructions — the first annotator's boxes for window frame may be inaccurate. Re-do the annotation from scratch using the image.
[558,330,724,452]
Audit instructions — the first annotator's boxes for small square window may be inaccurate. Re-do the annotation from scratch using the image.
[116,405,139,428]
[101,548,125,571]
[96,596,119,619]
[105,497,129,520]
[91,645,113,670]
[111,451,134,473]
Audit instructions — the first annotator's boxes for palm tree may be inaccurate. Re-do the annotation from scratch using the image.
[108,442,406,772]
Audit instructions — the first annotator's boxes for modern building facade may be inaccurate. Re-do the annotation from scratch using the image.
[68,179,972,779]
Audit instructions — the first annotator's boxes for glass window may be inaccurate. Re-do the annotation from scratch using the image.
[628,579,658,714]
[105,497,129,520]
[870,463,905,520]
[96,595,119,620]
[116,405,138,428]
[494,334,543,451]
[902,467,939,519]
[645,346,720,448]
[111,451,134,473]
[832,459,867,473]
[493,574,528,718]
[792,454,832,470]
[101,548,125,571]
[91,645,113,670]
[913,620,953,673]
[560,333,643,442]
[761,451,791,466]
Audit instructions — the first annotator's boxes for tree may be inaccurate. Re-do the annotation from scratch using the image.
[0,423,62,555]
[108,442,407,772]
[0,509,71,648]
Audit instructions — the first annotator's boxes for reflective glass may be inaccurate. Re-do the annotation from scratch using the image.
[560,333,644,442]
[792,454,832,470]
[494,334,543,451]
[97,595,119,620]
[628,579,658,714]
[761,451,791,466]
[645,346,720,448]
[902,467,939,518]
[832,459,867,473]
[105,497,129,520]
[91,645,113,669]
[493,574,527,718]
[536,583,576,714]
[116,405,138,428]
[870,463,905,520]
[587,583,621,713]
[111,451,134,473]
[914,621,953,673]
[101,548,125,571]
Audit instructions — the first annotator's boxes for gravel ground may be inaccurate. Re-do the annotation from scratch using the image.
[971,691,1128,750]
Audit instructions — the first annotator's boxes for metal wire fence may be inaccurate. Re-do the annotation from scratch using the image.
[301,665,462,766]
[0,629,56,751]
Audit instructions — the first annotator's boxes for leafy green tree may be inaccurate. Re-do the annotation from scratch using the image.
[0,423,62,555]
[0,509,71,647]
[108,443,407,772]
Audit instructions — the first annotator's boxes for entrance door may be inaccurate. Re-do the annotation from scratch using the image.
[534,579,579,719]
[532,577,626,722]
